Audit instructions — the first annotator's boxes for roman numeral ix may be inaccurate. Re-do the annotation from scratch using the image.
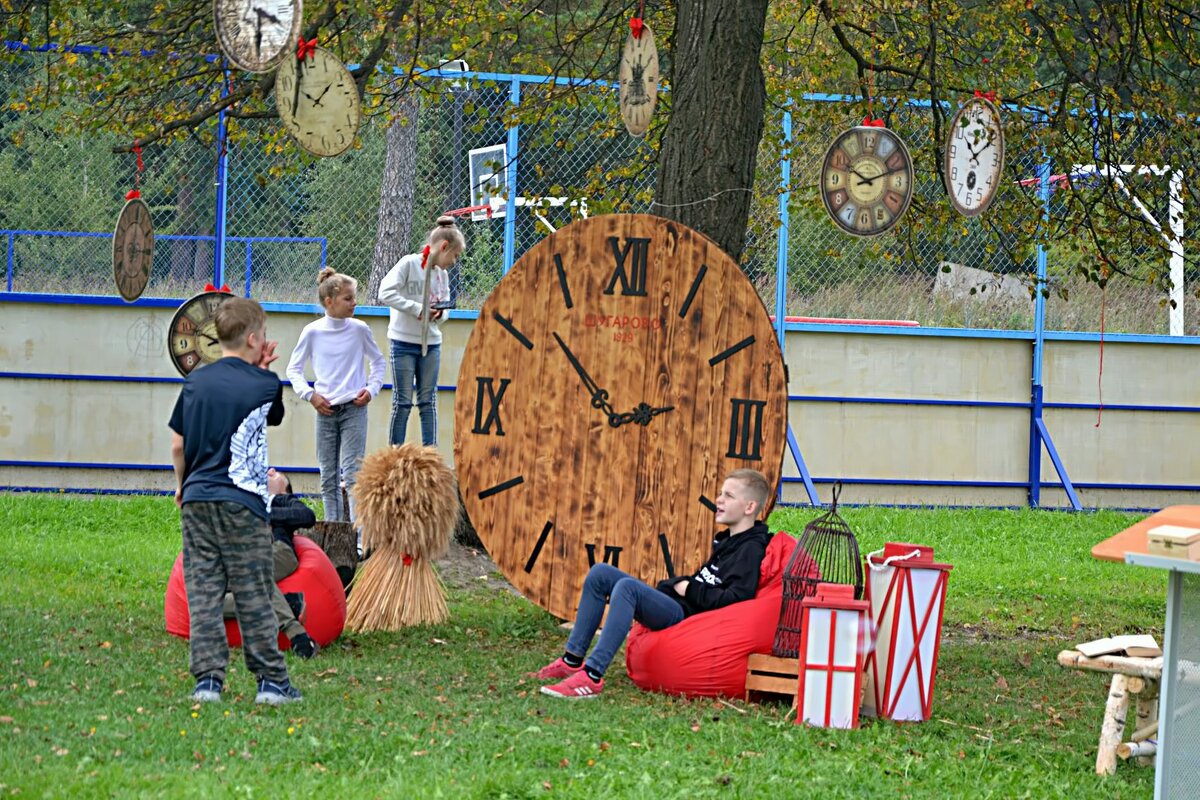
[472,376,511,435]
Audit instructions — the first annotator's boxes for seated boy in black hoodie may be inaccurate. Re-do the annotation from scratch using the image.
[536,468,773,699]
[221,468,320,658]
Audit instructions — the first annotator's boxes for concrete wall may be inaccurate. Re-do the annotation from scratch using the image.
[2,299,1197,509]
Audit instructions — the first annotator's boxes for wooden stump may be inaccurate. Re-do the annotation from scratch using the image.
[1097,673,1131,775]
[303,521,358,591]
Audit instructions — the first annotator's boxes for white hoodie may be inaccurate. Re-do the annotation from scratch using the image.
[377,251,451,346]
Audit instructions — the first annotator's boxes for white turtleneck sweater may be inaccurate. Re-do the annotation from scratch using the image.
[285,314,386,406]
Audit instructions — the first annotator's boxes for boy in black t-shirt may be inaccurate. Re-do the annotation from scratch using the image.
[169,297,302,705]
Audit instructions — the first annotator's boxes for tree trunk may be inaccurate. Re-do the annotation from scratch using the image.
[367,91,421,302]
[654,0,770,261]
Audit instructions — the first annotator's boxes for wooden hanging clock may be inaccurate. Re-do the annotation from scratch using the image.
[453,214,788,620]
[820,125,915,237]
[213,0,302,73]
[618,23,659,136]
[112,196,154,302]
[944,96,1005,217]
[274,45,361,157]
[167,290,234,376]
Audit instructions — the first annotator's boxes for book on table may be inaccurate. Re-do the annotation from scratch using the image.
[1076,634,1162,659]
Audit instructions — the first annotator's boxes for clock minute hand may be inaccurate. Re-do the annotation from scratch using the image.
[552,332,620,425]
[856,166,906,186]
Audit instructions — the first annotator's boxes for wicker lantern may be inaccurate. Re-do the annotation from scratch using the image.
[772,483,863,658]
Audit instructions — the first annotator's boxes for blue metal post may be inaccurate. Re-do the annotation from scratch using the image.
[502,77,520,275]
[1028,155,1050,507]
[214,69,231,291]
[5,232,13,291]
[774,108,791,349]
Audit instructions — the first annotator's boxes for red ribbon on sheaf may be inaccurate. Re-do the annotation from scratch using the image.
[402,553,414,566]
[125,189,141,200]
[629,17,645,39]
[296,37,318,61]
[974,89,998,103]
[862,116,885,128]
[204,283,232,293]
[419,244,431,269]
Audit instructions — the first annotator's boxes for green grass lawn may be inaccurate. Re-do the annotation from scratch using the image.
[0,495,1164,798]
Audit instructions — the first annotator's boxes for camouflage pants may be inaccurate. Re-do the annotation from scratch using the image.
[222,540,305,640]
[181,501,289,683]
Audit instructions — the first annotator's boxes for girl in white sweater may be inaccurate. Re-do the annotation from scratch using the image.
[285,268,386,525]
[377,215,465,446]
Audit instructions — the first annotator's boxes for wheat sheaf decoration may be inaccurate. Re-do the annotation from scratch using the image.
[346,443,461,631]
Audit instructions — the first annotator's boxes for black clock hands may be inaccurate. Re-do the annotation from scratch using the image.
[304,83,331,107]
[553,332,620,425]
[553,332,673,428]
[854,166,907,186]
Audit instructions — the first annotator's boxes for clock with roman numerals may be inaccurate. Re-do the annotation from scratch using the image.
[453,214,788,621]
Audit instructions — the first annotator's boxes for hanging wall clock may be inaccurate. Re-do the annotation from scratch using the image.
[943,96,1005,217]
[820,125,915,237]
[213,0,302,73]
[167,290,234,376]
[453,214,788,621]
[112,196,154,302]
[618,23,659,137]
[274,45,361,157]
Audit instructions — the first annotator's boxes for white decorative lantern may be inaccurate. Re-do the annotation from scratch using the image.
[796,582,870,728]
[862,543,952,722]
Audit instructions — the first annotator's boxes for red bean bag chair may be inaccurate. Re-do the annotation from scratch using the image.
[625,532,810,698]
[164,535,347,651]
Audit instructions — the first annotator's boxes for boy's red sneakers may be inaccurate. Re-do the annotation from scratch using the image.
[540,670,604,699]
[534,656,583,681]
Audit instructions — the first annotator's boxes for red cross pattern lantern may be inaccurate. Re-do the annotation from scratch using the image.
[862,543,952,722]
[795,582,870,729]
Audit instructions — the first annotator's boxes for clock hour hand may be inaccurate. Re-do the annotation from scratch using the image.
[552,332,621,426]
[611,402,675,428]
[198,332,220,346]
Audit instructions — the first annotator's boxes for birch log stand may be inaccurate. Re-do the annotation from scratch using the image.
[1056,649,1162,774]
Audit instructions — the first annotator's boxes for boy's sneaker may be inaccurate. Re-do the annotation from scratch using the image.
[255,678,303,705]
[533,656,583,681]
[192,674,223,703]
[283,592,306,620]
[540,670,604,699]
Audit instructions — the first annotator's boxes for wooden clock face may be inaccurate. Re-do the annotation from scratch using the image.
[213,0,302,73]
[944,97,1005,217]
[275,46,361,158]
[112,197,154,302]
[820,125,915,237]
[618,25,659,137]
[453,214,788,620]
[168,291,233,376]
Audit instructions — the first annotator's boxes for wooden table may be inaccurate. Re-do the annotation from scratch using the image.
[1093,506,1200,798]
[1091,505,1200,563]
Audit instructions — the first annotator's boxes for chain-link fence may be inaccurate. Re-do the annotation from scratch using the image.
[1,48,1193,334]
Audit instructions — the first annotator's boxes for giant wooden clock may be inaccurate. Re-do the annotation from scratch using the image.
[453,214,788,620]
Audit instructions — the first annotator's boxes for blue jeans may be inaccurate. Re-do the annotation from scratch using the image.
[389,339,441,446]
[315,402,368,523]
[566,563,685,677]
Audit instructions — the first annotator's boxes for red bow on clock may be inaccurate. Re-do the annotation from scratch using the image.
[204,283,232,294]
[296,37,318,61]
[862,116,885,128]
